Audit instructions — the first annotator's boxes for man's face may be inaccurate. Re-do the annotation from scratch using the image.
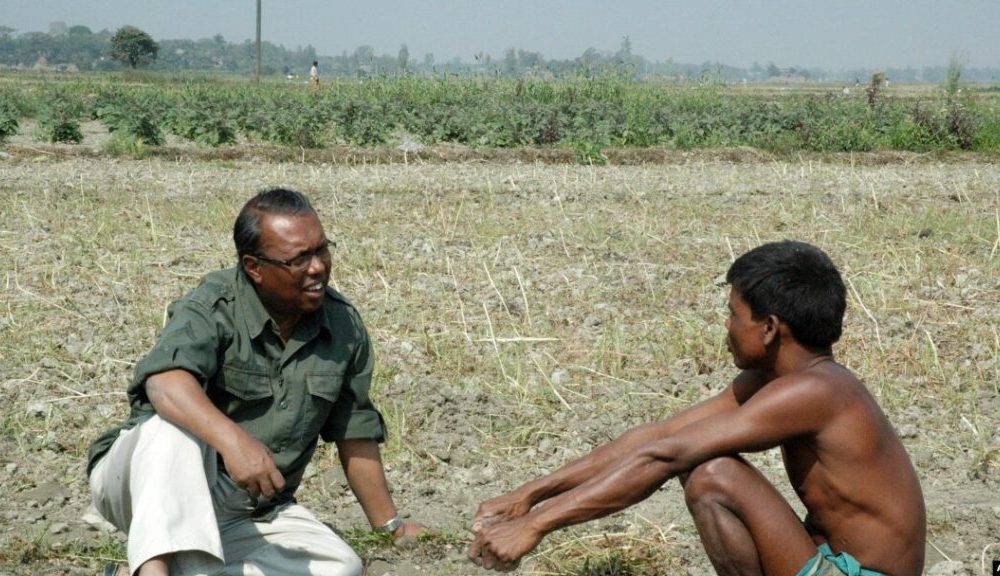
[725,287,768,370]
[246,211,331,321]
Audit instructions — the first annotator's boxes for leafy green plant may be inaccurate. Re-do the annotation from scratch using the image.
[971,111,1000,150]
[333,96,390,146]
[94,88,165,145]
[36,91,85,144]
[253,94,332,148]
[0,95,19,144]
[167,88,238,146]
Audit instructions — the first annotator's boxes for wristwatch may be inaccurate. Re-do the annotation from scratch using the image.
[375,515,403,534]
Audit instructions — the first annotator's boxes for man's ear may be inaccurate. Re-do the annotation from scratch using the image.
[242,255,264,285]
[762,314,781,346]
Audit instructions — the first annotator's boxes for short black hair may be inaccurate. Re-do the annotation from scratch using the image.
[233,188,316,263]
[726,240,847,350]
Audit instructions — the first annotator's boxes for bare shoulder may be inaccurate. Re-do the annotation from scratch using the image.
[805,361,883,417]
[759,361,868,406]
[739,365,832,410]
[732,361,880,438]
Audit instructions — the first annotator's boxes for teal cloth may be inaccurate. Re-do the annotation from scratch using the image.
[796,543,886,576]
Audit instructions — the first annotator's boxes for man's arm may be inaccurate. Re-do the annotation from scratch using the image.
[336,438,426,537]
[146,369,285,499]
[472,370,766,531]
[471,371,833,569]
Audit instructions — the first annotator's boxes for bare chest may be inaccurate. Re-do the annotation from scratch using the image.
[781,440,827,509]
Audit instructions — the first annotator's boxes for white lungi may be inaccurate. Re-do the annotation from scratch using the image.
[89,415,362,576]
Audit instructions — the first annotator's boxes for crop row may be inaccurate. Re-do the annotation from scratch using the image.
[1,76,999,158]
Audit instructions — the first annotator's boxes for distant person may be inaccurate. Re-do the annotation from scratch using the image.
[470,240,926,576]
[310,60,320,90]
[88,188,426,576]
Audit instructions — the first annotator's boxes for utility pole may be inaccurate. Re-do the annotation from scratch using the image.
[255,0,261,83]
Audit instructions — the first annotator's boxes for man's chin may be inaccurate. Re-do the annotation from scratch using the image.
[298,296,325,313]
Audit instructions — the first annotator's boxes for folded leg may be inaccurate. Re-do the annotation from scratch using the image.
[682,456,816,576]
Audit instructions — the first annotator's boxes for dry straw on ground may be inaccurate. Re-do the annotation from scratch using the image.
[0,151,997,575]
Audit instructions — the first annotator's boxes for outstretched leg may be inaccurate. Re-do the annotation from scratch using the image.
[682,456,816,576]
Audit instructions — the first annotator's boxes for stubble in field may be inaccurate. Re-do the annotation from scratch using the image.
[0,154,997,575]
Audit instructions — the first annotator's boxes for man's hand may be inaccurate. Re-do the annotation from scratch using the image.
[393,521,431,539]
[145,369,287,500]
[471,491,533,534]
[468,516,544,572]
[220,430,285,499]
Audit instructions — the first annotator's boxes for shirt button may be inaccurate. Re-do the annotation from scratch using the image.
[274,446,283,453]
[280,401,288,409]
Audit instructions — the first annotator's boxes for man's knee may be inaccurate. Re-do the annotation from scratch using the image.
[310,548,362,576]
[342,550,363,576]
[682,456,747,509]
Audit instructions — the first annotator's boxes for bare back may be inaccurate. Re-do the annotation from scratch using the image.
[780,362,926,575]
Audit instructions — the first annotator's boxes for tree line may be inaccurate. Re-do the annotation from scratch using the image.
[1,23,998,84]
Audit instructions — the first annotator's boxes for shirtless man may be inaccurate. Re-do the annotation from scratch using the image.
[469,240,925,576]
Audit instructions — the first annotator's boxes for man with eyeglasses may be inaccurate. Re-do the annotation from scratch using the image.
[87,188,425,576]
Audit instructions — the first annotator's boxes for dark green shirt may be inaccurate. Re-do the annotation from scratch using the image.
[87,268,384,501]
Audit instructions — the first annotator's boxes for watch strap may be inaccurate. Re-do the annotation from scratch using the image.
[375,515,403,534]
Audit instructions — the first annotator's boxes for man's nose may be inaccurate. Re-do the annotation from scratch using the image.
[306,253,328,274]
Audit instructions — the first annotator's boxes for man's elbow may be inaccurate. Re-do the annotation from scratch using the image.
[145,369,196,408]
[144,375,166,405]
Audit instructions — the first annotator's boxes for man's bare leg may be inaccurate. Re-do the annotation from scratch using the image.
[137,554,170,576]
[682,456,816,576]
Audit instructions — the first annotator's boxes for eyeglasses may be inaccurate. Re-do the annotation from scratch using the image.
[251,240,334,274]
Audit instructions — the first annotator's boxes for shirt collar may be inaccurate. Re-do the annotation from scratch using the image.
[235,268,275,340]
[235,268,332,342]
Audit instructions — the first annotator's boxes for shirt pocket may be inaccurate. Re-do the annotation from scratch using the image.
[300,369,346,443]
[219,364,273,401]
[305,369,345,404]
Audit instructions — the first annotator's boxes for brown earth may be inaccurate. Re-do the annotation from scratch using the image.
[0,134,998,576]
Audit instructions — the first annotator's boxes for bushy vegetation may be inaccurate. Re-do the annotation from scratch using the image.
[0,93,18,143]
[2,75,999,154]
[35,89,85,143]
[93,86,165,145]
[166,85,239,146]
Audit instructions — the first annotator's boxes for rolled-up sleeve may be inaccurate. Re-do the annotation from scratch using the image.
[321,323,385,442]
[128,298,221,404]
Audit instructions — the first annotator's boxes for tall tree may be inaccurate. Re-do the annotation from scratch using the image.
[397,44,410,74]
[67,25,93,37]
[617,35,632,62]
[109,26,159,68]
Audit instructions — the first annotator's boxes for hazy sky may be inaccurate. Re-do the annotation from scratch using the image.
[5,1,999,70]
